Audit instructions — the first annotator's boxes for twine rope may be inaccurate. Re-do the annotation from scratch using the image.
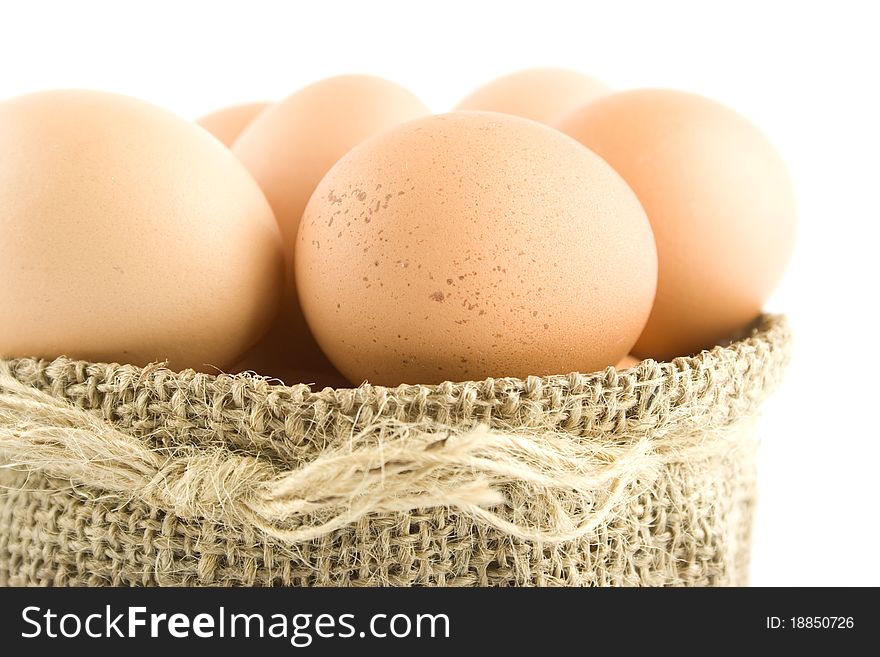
[0,363,739,545]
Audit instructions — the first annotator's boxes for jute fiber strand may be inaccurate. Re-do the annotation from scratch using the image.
[0,314,790,586]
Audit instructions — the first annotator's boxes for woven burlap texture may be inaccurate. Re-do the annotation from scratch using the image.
[0,314,789,587]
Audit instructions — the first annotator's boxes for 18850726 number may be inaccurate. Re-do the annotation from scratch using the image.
[792,617,854,629]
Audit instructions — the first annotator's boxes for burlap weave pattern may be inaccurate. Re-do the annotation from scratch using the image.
[0,314,789,586]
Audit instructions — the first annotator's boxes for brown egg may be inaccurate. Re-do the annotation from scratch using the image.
[296,112,657,386]
[233,75,430,369]
[556,89,797,360]
[197,102,269,147]
[454,68,610,124]
[0,90,284,372]
[616,355,641,369]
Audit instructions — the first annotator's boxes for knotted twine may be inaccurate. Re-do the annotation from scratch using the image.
[0,361,744,545]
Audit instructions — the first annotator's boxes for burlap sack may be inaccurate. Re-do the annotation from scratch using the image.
[0,314,789,586]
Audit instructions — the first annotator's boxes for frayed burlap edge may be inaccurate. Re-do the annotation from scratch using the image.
[0,314,789,586]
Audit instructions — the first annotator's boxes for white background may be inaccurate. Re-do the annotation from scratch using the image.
[2,0,877,586]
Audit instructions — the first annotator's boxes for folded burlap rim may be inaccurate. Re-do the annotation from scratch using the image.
[0,314,790,546]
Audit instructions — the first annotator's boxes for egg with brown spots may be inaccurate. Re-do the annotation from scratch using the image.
[296,111,657,386]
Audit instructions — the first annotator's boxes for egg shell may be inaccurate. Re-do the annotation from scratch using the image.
[556,89,797,360]
[197,101,269,147]
[0,90,284,372]
[455,68,610,124]
[296,111,657,386]
[233,75,430,369]
[616,354,641,369]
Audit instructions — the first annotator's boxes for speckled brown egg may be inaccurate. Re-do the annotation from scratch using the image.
[0,90,284,372]
[556,89,797,360]
[296,111,657,386]
[233,75,430,370]
[454,68,610,124]
[197,101,269,147]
